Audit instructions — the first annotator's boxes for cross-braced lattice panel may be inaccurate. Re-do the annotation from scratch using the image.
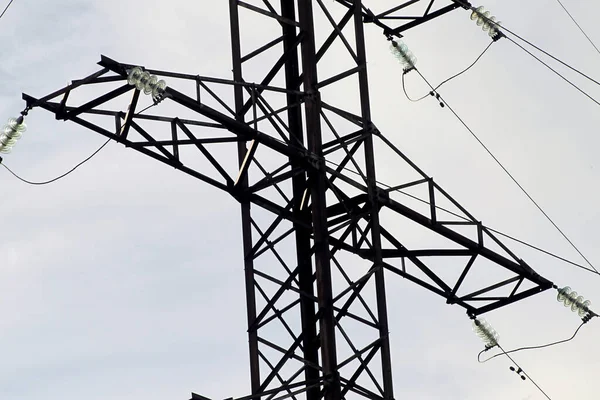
[23,2,553,400]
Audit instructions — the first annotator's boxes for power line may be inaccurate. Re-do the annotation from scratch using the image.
[136,103,157,115]
[1,138,111,185]
[0,0,15,20]
[487,19,600,87]
[401,41,494,102]
[323,158,599,276]
[478,321,587,363]
[552,0,600,56]
[401,72,425,102]
[395,187,599,275]
[498,344,553,400]
[0,102,159,185]
[486,227,599,276]
[433,41,494,92]
[394,187,597,274]
[407,68,598,275]
[506,36,600,108]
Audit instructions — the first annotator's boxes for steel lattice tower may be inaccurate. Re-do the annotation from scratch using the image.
[20,1,554,400]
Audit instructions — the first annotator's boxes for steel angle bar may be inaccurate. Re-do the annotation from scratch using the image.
[339,344,382,398]
[197,80,236,116]
[336,337,381,370]
[256,298,302,330]
[335,325,383,394]
[241,35,287,64]
[177,120,234,185]
[257,335,310,391]
[315,0,359,63]
[258,353,300,400]
[254,282,303,349]
[238,1,300,27]
[459,276,521,301]
[118,89,140,139]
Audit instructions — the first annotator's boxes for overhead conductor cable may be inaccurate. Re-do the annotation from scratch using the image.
[553,0,600,56]
[469,5,600,108]
[480,287,596,363]
[324,158,597,276]
[392,14,599,276]
[470,318,552,398]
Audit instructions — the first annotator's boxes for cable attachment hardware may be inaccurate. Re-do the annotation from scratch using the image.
[473,318,500,348]
[20,105,32,117]
[582,313,595,323]
[126,67,168,104]
[389,40,417,72]
[509,366,527,381]
[557,286,593,317]
[429,91,445,108]
[470,6,503,40]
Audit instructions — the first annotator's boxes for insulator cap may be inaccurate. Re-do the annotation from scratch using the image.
[127,67,167,99]
[470,5,502,38]
[472,318,499,347]
[0,117,26,154]
[557,286,592,317]
[390,40,417,69]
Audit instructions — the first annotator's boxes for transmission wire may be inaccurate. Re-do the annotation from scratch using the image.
[0,0,15,20]
[434,41,494,92]
[400,68,599,274]
[485,227,599,276]
[136,103,157,115]
[323,158,597,276]
[505,36,600,108]
[552,0,600,56]
[487,19,600,87]
[1,138,111,185]
[402,41,494,102]
[398,185,597,275]
[402,73,425,102]
[498,344,553,400]
[0,102,160,185]
[478,321,586,363]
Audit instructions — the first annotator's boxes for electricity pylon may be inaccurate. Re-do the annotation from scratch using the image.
[20,1,553,400]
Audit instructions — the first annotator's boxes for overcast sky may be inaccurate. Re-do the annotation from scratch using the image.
[1,1,599,400]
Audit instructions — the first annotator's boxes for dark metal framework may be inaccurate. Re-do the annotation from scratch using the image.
[338,0,471,37]
[22,1,553,400]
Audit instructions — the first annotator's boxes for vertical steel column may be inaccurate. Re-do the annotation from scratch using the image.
[280,2,321,400]
[297,1,341,400]
[352,2,395,400]
[229,0,261,394]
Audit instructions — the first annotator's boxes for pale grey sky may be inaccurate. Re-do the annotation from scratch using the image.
[1,1,599,400]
